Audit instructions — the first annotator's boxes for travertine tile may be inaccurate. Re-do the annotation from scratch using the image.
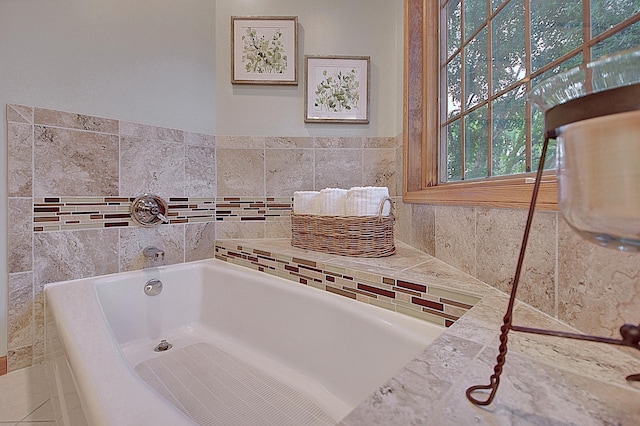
[409,203,435,256]
[216,221,265,239]
[119,121,184,142]
[265,149,314,196]
[33,229,119,285]
[394,199,412,245]
[8,272,33,350]
[7,346,32,372]
[33,125,119,197]
[397,257,490,297]
[446,288,507,344]
[216,135,265,149]
[340,333,484,426]
[34,107,118,134]
[186,145,216,198]
[433,347,640,426]
[476,208,557,316]
[314,137,364,149]
[315,149,362,189]
[120,136,185,197]
[185,222,216,262]
[185,131,215,148]
[435,205,476,276]
[8,198,32,273]
[557,217,640,339]
[363,136,396,148]
[362,149,396,195]
[509,301,640,386]
[119,225,185,271]
[265,218,292,239]
[7,104,33,124]
[216,149,265,197]
[33,279,46,364]
[8,122,33,197]
[265,136,314,148]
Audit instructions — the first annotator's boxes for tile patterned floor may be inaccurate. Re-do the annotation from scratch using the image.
[0,363,55,425]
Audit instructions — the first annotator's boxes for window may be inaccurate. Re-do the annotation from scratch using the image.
[404,0,640,209]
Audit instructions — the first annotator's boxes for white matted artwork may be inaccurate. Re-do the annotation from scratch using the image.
[231,16,298,85]
[305,55,370,124]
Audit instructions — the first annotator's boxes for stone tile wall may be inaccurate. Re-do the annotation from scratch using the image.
[395,176,640,349]
[5,103,399,373]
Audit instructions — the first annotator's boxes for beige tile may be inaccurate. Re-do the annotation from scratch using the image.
[119,225,186,271]
[266,218,292,239]
[314,137,364,148]
[435,205,476,276]
[216,149,265,197]
[476,208,557,316]
[8,198,32,273]
[7,104,34,124]
[216,221,265,239]
[557,217,640,339]
[185,222,216,262]
[362,149,396,195]
[33,229,119,285]
[393,199,412,245]
[186,145,216,198]
[8,272,33,350]
[119,121,184,142]
[315,149,362,189]
[8,122,33,197]
[434,346,640,426]
[363,136,396,148]
[185,131,215,148]
[265,149,314,196]
[409,203,435,256]
[265,136,314,148]
[120,136,185,197]
[34,107,118,134]
[33,126,119,197]
[0,363,50,421]
[7,346,32,372]
[216,135,265,149]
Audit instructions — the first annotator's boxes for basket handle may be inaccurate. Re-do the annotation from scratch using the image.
[377,197,394,221]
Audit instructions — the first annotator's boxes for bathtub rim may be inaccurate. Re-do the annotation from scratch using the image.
[45,257,444,425]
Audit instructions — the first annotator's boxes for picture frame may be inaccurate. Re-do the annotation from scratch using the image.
[231,16,298,85]
[305,55,370,124]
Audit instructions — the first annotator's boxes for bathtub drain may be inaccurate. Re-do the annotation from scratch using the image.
[154,339,172,352]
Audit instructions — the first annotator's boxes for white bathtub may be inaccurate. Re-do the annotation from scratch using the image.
[45,258,443,426]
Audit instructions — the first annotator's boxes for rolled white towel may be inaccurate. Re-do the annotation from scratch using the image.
[319,188,348,216]
[293,191,321,215]
[345,186,391,216]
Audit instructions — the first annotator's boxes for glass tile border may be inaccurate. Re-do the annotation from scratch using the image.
[214,241,482,328]
[32,197,294,232]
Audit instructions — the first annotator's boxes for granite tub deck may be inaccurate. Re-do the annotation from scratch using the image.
[215,239,640,426]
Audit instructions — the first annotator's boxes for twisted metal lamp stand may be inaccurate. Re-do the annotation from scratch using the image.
[466,84,640,406]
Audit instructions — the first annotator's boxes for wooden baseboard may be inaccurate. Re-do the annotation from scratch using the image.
[0,356,7,376]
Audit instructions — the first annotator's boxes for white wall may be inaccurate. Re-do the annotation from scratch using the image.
[0,0,402,359]
[214,0,403,137]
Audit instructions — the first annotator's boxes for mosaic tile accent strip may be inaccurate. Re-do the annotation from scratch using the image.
[32,197,294,232]
[215,197,293,221]
[214,242,481,328]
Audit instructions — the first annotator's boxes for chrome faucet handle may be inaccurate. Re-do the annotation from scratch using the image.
[131,194,169,227]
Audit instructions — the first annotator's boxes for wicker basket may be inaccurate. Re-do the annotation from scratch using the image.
[290,197,395,257]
